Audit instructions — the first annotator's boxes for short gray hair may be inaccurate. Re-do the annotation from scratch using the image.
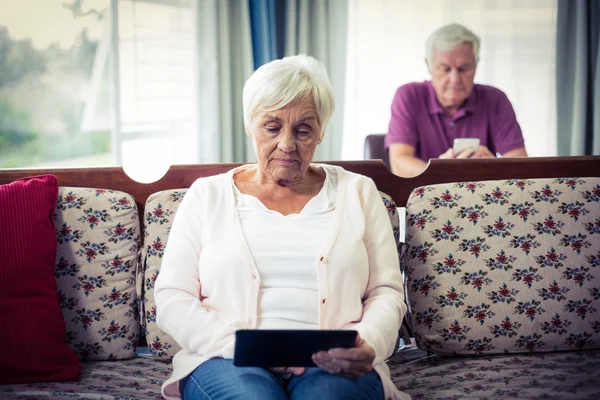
[242,54,335,139]
[426,23,480,68]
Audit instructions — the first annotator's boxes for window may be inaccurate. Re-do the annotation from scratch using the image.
[343,0,557,159]
[0,0,197,178]
[0,0,112,168]
[116,0,197,181]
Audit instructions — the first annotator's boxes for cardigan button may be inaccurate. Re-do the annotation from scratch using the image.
[321,298,326,305]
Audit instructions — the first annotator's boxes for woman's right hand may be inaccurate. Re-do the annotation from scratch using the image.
[270,367,305,376]
[311,334,375,378]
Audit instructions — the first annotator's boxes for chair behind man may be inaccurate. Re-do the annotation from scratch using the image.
[363,133,390,169]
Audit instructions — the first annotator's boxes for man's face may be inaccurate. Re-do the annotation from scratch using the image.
[429,42,477,114]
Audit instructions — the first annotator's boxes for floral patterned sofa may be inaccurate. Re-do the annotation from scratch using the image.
[0,163,402,400]
[391,176,600,399]
[0,157,599,400]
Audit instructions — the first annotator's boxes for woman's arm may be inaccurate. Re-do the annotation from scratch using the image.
[314,177,407,375]
[351,178,407,364]
[154,181,238,357]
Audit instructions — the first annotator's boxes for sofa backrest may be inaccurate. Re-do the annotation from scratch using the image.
[2,157,598,356]
[405,177,600,355]
[2,157,597,216]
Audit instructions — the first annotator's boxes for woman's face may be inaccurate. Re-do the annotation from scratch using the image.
[248,95,322,184]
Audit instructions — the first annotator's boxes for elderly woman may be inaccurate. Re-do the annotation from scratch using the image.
[154,55,407,400]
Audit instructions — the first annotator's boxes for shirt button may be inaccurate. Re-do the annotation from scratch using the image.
[322,298,326,305]
[247,318,253,327]
[252,273,257,280]
[320,256,327,264]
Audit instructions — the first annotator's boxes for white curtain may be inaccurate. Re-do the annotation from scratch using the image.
[343,0,558,160]
[284,0,348,162]
[196,0,255,163]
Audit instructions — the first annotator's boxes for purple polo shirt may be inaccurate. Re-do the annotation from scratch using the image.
[385,80,525,161]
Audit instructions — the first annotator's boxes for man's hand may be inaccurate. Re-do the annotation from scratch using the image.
[470,145,495,158]
[438,147,455,159]
[311,334,375,378]
[439,147,475,159]
[439,145,494,159]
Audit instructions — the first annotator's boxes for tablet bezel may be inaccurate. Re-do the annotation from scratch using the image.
[233,329,358,368]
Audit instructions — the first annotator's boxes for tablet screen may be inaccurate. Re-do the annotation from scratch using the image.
[233,329,358,368]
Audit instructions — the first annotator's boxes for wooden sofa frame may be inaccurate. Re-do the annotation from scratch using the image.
[1,155,598,214]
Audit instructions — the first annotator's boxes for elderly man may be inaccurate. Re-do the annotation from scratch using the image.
[385,23,528,177]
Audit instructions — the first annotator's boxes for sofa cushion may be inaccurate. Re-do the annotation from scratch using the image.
[54,187,141,360]
[141,188,401,358]
[405,177,600,355]
[0,175,82,384]
[0,355,171,399]
[380,191,401,248]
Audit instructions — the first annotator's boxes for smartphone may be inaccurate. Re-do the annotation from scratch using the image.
[453,138,480,154]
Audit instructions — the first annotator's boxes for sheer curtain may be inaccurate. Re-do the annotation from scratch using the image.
[196,0,254,163]
[343,0,558,160]
[114,0,255,184]
[556,0,600,156]
[284,0,348,162]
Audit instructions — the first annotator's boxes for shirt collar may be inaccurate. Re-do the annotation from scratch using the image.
[426,80,444,115]
[426,80,476,116]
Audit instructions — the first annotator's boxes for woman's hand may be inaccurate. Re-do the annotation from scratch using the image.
[311,334,375,378]
[270,367,305,376]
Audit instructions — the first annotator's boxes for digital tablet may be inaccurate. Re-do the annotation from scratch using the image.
[233,329,358,368]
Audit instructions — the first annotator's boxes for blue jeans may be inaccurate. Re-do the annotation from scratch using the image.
[179,358,384,400]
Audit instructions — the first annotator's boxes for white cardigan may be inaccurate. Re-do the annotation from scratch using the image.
[154,164,409,400]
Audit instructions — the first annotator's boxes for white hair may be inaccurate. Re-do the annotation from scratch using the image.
[426,23,480,70]
[242,54,335,139]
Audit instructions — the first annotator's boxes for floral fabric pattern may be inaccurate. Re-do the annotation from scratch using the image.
[141,190,187,357]
[0,354,171,399]
[141,189,401,358]
[405,178,600,356]
[2,347,599,399]
[388,345,600,399]
[54,187,141,360]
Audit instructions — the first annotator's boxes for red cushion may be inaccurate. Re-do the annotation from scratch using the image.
[0,174,81,384]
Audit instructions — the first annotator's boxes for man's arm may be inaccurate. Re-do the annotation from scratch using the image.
[389,143,428,177]
[490,89,528,157]
[386,85,428,177]
[502,147,528,157]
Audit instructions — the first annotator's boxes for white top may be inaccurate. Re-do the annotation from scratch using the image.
[233,168,337,330]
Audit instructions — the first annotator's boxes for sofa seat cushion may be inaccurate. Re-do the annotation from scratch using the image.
[0,175,82,384]
[0,354,171,399]
[388,345,600,399]
[405,177,600,355]
[141,188,401,358]
[54,187,141,360]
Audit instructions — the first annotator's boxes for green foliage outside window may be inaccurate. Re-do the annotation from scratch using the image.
[0,1,110,168]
